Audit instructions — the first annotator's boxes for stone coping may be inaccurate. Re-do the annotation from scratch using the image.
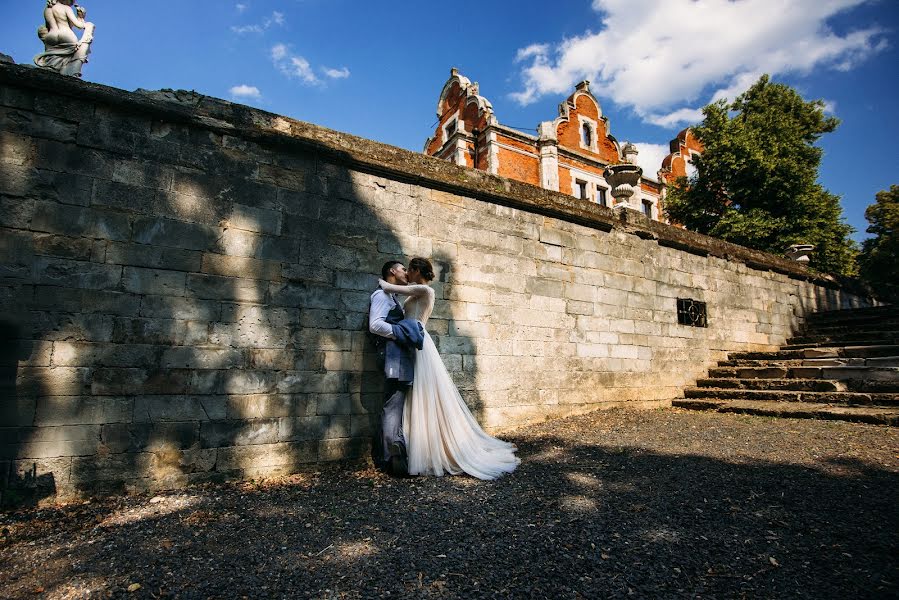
[0,63,861,291]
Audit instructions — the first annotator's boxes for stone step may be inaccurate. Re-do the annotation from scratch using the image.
[729,345,899,361]
[707,365,899,381]
[719,356,899,368]
[783,336,899,349]
[807,304,899,324]
[802,320,899,336]
[697,377,899,393]
[684,387,899,406]
[672,399,899,426]
[698,378,835,392]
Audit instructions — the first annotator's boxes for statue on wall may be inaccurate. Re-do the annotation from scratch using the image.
[34,0,95,78]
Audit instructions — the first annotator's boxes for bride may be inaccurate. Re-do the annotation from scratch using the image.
[378,257,519,480]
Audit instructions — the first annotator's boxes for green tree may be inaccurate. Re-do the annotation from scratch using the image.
[665,75,858,275]
[858,185,899,292]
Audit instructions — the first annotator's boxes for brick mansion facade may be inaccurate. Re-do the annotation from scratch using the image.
[425,69,704,222]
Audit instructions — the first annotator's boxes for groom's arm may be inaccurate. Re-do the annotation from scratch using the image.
[369,290,396,339]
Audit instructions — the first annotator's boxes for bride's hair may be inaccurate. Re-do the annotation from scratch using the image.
[408,257,435,282]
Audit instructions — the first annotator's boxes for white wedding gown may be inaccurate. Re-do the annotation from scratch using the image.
[379,281,520,480]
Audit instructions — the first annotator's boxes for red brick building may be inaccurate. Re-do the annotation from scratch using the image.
[424,69,703,222]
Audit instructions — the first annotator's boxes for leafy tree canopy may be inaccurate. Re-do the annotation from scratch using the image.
[859,185,899,292]
[665,75,857,275]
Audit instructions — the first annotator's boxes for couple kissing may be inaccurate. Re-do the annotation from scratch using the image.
[368,257,520,479]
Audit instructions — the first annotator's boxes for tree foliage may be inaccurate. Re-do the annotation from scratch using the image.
[858,185,899,292]
[664,75,858,275]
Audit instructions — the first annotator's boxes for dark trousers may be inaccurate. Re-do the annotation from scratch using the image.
[381,378,409,464]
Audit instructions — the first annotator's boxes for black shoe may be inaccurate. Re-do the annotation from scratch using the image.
[388,442,408,477]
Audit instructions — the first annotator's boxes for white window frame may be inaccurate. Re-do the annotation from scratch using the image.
[442,111,464,145]
[577,115,599,153]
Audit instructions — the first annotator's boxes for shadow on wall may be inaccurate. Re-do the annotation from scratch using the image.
[0,91,482,500]
[1,437,895,597]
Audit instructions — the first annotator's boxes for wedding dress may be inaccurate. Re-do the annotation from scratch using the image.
[379,280,520,480]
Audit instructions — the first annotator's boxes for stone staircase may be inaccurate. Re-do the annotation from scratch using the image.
[673,304,899,426]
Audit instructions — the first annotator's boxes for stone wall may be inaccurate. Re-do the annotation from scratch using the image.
[0,65,871,501]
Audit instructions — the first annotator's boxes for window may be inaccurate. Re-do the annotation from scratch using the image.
[581,122,593,149]
[444,119,457,141]
[677,298,708,327]
[574,179,588,200]
[642,200,653,218]
[596,186,608,207]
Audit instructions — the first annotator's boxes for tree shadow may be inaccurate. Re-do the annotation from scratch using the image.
[0,432,895,598]
[0,80,479,501]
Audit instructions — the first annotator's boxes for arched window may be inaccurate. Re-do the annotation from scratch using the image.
[581,122,593,148]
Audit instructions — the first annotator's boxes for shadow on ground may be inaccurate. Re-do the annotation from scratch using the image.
[0,410,896,599]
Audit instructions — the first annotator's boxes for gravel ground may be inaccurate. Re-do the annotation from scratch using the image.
[1,408,897,599]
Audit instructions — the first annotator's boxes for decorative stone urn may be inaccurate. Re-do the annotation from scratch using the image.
[603,142,643,209]
[786,244,815,263]
[603,167,642,210]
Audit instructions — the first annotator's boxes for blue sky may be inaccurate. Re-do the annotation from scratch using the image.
[4,0,898,242]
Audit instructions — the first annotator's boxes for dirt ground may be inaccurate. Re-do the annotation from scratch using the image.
[1,408,897,599]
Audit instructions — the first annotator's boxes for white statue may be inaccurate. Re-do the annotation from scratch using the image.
[34,0,95,78]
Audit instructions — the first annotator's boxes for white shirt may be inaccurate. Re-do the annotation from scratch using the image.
[369,289,399,339]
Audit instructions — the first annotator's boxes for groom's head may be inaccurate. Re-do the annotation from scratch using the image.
[381,260,408,285]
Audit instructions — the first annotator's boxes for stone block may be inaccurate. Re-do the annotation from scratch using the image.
[105,243,202,272]
[226,204,282,235]
[180,447,217,473]
[34,397,133,426]
[91,368,190,396]
[0,196,35,229]
[34,257,122,291]
[16,366,91,396]
[214,441,317,472]
[34,139,115,180]
[9,456,72,490]
[0,398,35,427]
[51,341,159,368]
[186,273,266,302]
[219,370,279,395]
[112,317,205,345]
[111,158,174,190]
[34,202,129,243]
[278,416,329,442]
[133,396,209,423]
[201,253,282,281]
[132,216,219,251]
[32,234,93,260]
[92,179,157,212]
[200,418,279,448]
[122,267,187,296]
[226,394,313,419]
[139,295,220,321]
[208,322,289,348]
[316,393,353,416]
[161,346,247,370]
[70,452,153,484]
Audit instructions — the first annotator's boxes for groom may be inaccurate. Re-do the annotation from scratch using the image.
[369,260,413,476]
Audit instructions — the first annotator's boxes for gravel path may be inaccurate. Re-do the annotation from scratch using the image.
[1,408,897,599]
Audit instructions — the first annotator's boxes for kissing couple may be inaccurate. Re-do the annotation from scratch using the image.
[368,257,520,479]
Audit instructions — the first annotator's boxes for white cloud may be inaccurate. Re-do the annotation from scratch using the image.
[231,11,286,35]
[271,43,289,61]
[323,66,351,79]
[513,0,887,127]
[632,142,670,178]
[271,44,319,85]
[231,24,263,34]
[229,85,262,100]
[822,99,837,114]
[236,3,247,13]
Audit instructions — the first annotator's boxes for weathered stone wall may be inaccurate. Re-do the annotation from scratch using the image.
[0,65,871,501]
